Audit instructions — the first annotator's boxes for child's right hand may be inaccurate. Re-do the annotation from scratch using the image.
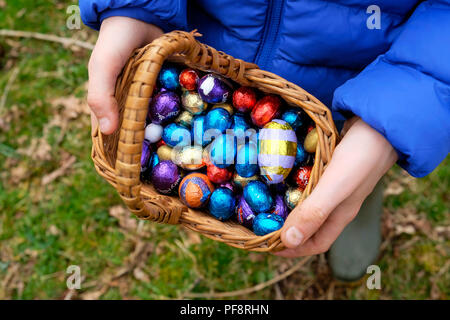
[88,16,163,134]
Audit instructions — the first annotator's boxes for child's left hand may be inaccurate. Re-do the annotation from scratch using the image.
[275,117,398,257]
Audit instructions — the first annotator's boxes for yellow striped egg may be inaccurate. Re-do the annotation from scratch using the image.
[258,119,297,184]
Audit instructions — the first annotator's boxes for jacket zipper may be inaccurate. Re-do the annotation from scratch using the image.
[254,0,284,69]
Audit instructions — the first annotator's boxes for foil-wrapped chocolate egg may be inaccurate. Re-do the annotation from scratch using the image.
[181,90,208,115]
[219,181,236,193]
[191,115,207,147]
[156,139,166,148]
[148,91,181,125]
[231,112,253,141]
[253,213,284,236]
[158,64,180,90]
[235,142,258,178]
[162,123,191,148]
[150,153,160,171]
[293,166,312,190]
[151,160,181,194]
[258,119,297,184]
[295,143,308,167]
[243,181,273,213]
[235,195,256,229]
[281,108,307,132]
[145,123,163,143]
[174,110,194,128]
[178,173,214,208]
[233,172,259,189]
[204,107,232,134]
[271,194,289,220]
[209,133,236,168]
[207,163,233,184]
[212,103,234,116]
[179,68,199,91]
[208,187,236,221]
[251,95,281,127]
[157,145,174,162]
[285,187,303,210]
[141,139,152,172]
[233,86,257,113]
[304,127,318,153]
[173,146,205,170]
[198,74,232,104]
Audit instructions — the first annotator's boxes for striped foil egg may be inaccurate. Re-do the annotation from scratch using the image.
[258,119,297,184]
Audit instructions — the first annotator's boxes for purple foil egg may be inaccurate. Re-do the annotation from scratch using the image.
[235,195,257,229]
[271,194,289,220]
[150,160,181,194]
[219,181,236,193]
[141,140,152,172]
[198,74,232,104]
[148,91,181,125]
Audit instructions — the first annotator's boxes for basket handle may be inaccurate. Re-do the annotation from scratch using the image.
[114,30,258,223]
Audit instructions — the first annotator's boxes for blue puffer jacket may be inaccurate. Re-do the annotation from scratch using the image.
[80,0,450,177]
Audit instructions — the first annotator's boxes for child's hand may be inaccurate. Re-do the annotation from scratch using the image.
[276,118,398,257]
[88,16,163,134]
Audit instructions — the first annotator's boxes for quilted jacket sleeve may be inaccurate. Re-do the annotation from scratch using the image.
[79,0,187,32]
[333,1,450,177]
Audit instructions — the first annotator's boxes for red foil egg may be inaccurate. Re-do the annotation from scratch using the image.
[251,95,281,127]
[156,139,166,148]
[179,69,199,91]
[293,166,312,190]
[207,163,233,184]
[232,86,257,113]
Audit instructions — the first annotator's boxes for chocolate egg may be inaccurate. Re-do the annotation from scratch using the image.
[158,64,180,90]
[243,181,273,213]
[208,187,236,221]
[204,107,232,134]
[191,115,208,147]
[233,172,259,189]
[295,143,308,167]
[207,163,233,184]
[271,194,289,220]
[235,195,257,229]
[304,127,318,153]
[212,103,234,116]
[219,181,236,193]
[285,187,303,210]
[173,146,205,170]
[141,139,152,172]
[151,160,181,194]
[232,86,257,113]
[150,152,160,171]
[292,166,312,190]
[281,108,307,132]
[174,110,194,128]
[157,145,174,162]
[231,112,253,141]
[181,90,208,115]
[210,134,236,168]
[145,123,163,143]
[235,142,258,178]
[253,213,284,236]
[178,173,214,208]
[251,95,281,127]
[198,74,232,104]
[162,123,191,148]
[258,119,297,184]
[148,91,181,125]
[179,68,199,91]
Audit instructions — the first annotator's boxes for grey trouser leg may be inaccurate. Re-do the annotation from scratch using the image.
[327,180,384,282]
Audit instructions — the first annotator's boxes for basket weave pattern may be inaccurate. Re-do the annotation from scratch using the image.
[91,31,338,252]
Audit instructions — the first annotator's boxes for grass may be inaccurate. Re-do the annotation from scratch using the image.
[0,0,448,300]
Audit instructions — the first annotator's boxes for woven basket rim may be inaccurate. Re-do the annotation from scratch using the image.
[91,30,338,252]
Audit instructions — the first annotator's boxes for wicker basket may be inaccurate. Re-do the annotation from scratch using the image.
[91,30,338,252]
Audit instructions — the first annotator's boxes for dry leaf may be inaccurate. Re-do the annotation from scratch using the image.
[133,267,150,282]
[41,155,76,185]
[109,205,137,231]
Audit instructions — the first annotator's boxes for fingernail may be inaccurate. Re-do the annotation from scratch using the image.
[285,226,304,247]
[99,117,110,133]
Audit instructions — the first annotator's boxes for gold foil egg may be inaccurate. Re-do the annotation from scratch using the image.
[285,187,303,210]
[304,127,318,153]
[181,90,208,115]
[173,146,205,170]
[212,103,234,116]
[174,110,193,128]
[157,145,174,162]
[233,172,259,189]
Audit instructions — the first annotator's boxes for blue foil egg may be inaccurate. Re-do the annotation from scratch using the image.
[208,187,236,221]
[243,181,274,213]
[235,142,258,177]
[191,115,208,147]
[253,213,284,236]
[210,134,236,168]
[158,64,180,90]
[281,108,307,132]
[295,143,308,167]
[231,113,251,133]
[204,108,232,134]
[162,123,191,148]
[150,153,160,171]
